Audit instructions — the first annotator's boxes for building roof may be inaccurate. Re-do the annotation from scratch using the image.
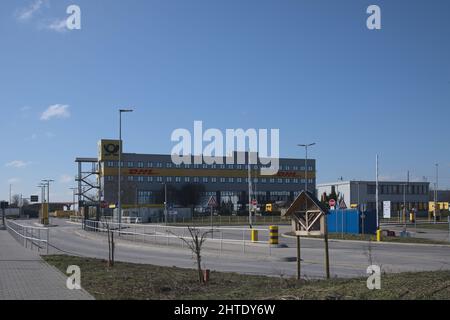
[318,180,430,186]
[282,191,328,218]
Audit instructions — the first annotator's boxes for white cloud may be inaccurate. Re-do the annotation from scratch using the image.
[5,160,31,168]
[16,0,47,22]
[60,174,73,184]
[40,104,71,121]
[44,18,67,33]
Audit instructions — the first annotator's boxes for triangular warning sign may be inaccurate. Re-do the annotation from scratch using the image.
[207,196,218,207]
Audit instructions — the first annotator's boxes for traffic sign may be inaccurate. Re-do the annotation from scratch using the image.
[252,199,257,206]
[329,199,336,207]
[30,195,39,203]
[207,196,218,208]
[339,199,347,210]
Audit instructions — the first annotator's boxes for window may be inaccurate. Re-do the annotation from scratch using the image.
[228,178,234,183]
[203,164,208,169]
[156,162,163,168]
[138,162,144,168]
[147,162,153,168]
[137,176,144,182]
[127,162,134,168]
[220,177,226,183]
[203,177,208,183]
[293,166,298,171]
[138,191,152,205]
[156,177,163,182]
[106,176,114,182]
[211,177,217,183]
[147,177,153,182]
[166,163,172,168]
[278,179,283,184]
[128,176,134,182]
[261,178,267,183]
[270,178,275,183]
[106,161,114,167]
[184,177,190,183]
[166,177,172,183]
[193,177,199,183]
[237,178,242,183]
[175,177,181,183]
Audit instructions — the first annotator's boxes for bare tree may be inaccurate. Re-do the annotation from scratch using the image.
[104,220,115,267]
[176,226,212,284]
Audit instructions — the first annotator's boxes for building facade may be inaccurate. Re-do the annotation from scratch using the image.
[317,180,430,216]
[96,140,316,210]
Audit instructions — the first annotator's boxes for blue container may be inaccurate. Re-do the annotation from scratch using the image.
[327,209,377,235]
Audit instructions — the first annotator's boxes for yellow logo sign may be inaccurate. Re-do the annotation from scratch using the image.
[98,140,121,161]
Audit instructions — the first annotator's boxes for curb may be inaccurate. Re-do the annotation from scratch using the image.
[281,233,450,248]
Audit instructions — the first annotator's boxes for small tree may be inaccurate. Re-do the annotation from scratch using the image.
[177,226,212,284]
[104,220,115,267]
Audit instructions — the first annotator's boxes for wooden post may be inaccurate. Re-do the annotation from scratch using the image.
[297,235,301,280]
[324,213,330,279]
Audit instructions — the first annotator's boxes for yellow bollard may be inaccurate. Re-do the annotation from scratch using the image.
[376,229,382,242]
[269,226,279,245]
[410,213,415,223]
[251,229,259,243]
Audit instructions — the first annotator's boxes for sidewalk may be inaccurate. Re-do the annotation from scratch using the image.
[0,229,94,300]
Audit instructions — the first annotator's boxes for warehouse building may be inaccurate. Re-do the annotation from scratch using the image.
[317,180,430,217]
[82,140,316,212]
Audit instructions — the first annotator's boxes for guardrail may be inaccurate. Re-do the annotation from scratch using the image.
[82,219,279,256]
[6,220,49,253]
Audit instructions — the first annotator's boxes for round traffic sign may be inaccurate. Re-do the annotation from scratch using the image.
[329,199,336,207]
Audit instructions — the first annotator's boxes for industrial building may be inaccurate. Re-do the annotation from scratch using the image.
[317,180,430,217]
[76,140,317,214]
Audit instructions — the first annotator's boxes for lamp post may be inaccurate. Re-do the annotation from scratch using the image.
[118,109,133,230]
[69,187,77,213]
[297,143,316,192]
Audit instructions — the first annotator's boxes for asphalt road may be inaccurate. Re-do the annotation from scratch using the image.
[18,219,450,279]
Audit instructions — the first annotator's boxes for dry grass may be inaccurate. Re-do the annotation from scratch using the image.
[44,255,450,300]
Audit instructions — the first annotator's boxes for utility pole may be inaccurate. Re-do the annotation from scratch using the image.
[296,235,301,280]
[297,143,316,192]
[434,163,439,223]
[164,182,168,225]
[324,212,330,279]
[118,108,133,231]
[248,159,253,229]
[375,155,379,230]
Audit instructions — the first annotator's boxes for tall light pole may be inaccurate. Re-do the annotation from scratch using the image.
[297,143,316,192]
[118,108,133,228]
[42,180,54,204]
[375,155,379,230]
[434,163,439,223]
[69,187,77,212]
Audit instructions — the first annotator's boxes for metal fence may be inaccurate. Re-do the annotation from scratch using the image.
[82,219,278,256]
[6,220,49,253]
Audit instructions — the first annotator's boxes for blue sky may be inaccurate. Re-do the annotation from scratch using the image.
[1,0,450,202]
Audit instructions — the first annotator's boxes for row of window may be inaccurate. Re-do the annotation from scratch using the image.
[105,161,314,172]
[137,190,296,205]
[367,184,429,195]
[106,176,314,185]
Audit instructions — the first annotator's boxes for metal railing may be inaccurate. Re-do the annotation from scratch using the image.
[82,219,278,256]
[6,220,49,253]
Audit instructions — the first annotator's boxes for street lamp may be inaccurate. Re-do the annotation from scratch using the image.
[42,179,54,204]
[118,109,133,229]
[69,187,78,213]
[297,143,316,192]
